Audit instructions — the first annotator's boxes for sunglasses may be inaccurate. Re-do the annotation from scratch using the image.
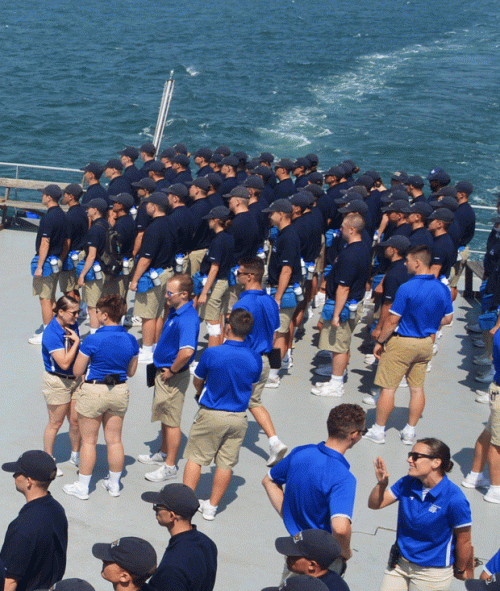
[408,452,437,462]
[153,504,168,513]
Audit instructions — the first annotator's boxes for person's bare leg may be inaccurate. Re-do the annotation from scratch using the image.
[78,415,102,476]
[472,429,491,473]
[103,413,125,473]
[332,351,349,377]
[68,399,81,452]
[210,467,232,507]
[44,403,70,456]
[407,387,425,427]
[183,460,202,490]
[207,320,221,348]
[250,406,276,438]
[40,298,55,326]
[375,388,397,427]
[488,442,500,486]
[274,332,289,361]
[142,318,156,347]
[165,425,181,466]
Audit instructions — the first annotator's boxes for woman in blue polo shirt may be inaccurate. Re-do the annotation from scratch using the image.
[368,438,472,590]
[63,294,139,500]
[41,295,81,476]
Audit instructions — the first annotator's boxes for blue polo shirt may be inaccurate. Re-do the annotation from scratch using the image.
[485,548,500,576]
[326,240,371,302]
[80,325,139,381]
[199,230,234,279]
[382,258,410,302]
[35,206,67,257]
[409,227,433,250]
[390,475,471,567]
[194,340,262,412]
[42,317,80,375]
[233,289,280,354]
[270,442,356,536]
[154,301,200,370]
[268,224,302,286]
[391,275,453,337]
[493,328,500,384]
[139,215,176,269]
[65,204,89,251]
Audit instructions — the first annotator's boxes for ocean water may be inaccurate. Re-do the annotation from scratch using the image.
[1,0,499,251]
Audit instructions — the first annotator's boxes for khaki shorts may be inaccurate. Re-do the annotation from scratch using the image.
[134,268,173,319]
[486,382,500,445]
[187,249,207,277]
[380,556,453,591]
[42,371,81,405]
[318,303,363,354]
[226,283,243,315]
[375,334,433,390]
[248,354,270,409]
[59,269,78,293]
[33,261,62,300]
[82,276,108,308]
[183,406,248,470]
[278,306,295,334]
[103,262,134,299]
[151,369,190,427]
[75,381,129,419]
[199,279,229,321]
[448,246,469,288]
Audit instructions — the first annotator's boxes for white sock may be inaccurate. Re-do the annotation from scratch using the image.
[287,348,293,358]
[142,345,153,354]
[269,435,279,446]
[70,451,79,463]
[108,471,121,486]
[403,424,416,435]
[78,474,91,489]
[165,464,176,470]
[269,368,279,378]
[90,328,97,335]
[207,500,217,509]
[330,375,343,386]
[469,471,481,479]
[372,423,385,435]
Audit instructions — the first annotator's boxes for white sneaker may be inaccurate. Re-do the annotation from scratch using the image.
[145,464,178,482]
[282,354,293,370]
[69,453,79,467]
[28,332,43,345]
[475,391,490,404]
[400,429,415,445]
[473,356,492,367]
[472,338,485,348]
[484,489,500,504]
[363,427,385,444]
[102,478,120,497]
[122,315,133,327]
[362,393,378,406]
[63,481,89,500]
[314,363,333,376]
[265,376,281,389]
[462,472,490,489]
[198,499,217,521]
[364,354,377,366]
[314,293,326,307]
[427,361,432,372]
[436,330,443,340]
[267,440,288,467]
[56,466,63,477]
[466,323,482,333]
[189,361,199,375]
[316,350,332,360]
[400,376,408,388]
[137,451,166,465]
[476,369,495,383]
[138,348,154,364]
[311,381,344,397]
[433,343,438,356]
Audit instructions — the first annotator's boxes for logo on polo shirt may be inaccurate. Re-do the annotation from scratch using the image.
[428,504,440,513]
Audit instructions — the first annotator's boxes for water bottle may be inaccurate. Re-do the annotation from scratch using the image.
[175,254,184,273]
[300,259,306,278]
[293,283,304,302]
[64,330,71,353]
[372,230,379,247]
[257,248,266,260]
[263,241,269,253]
[122,258,130,276]
[307,263,315,281]
[49,256,60,274]
[130,206,137,220]
[202,276,208,286]
[348,300,358,319]
[70,251,79,264]
[93,263,103,280]
[150,269,161,287]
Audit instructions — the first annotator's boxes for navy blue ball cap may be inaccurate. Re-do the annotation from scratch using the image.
[159,147,176,160]
[293,157,309,169]
[456,180,473,195]
[379,235,411,252]
[221,156,239,168]
[429,196,458,212]
[214,145,231,156]
[194,147,212,160]
[207,173,222,189]
[407,175,424,188]
[436,186,457,199]
[364,169,381,181]
[341,159,357,175]
[39,184,63,200]
[300,184,322,198]
[63,183,83,199]
[428,207,454,222]
[189,177,210,191]
[172,154,190,167]
[46,578,96,591]
[429,169,451,186]
[118,147,139,161]
[391,170,409,183]
[305,153,319,166]
[335,191,363,205]
[144,192,170,207]
[2,450,56,482]
[263,198,293,214]
[223,186,250,200]
[381,199,412,214]
[143,483,200,517]
[275,158,295,172]
[148,161,166,173]
[140,142,156,156]
[354,175,374,190]
[92,537,157,577]
[233,151,248,163]
[274,529,342,569]
[339,200,368,215]
[110,193,134,209]
[343,185,368,198]
[243,175,265,190]
[132,177,156,192]
[259,151,274,164]
[84,198,108,213]
[307,172,324,185]
[80,162,104,177]
[104,158,123,171]
[173,142,188,155]
[410,202,433,217]
[210,153,223,164]
[324,166,345,179]
[289,193,311,209]
[249,165,273,180]
[167,183,188,199]
[202,205,231,220]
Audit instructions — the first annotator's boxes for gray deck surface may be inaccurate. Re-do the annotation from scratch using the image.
[0,226,497,591]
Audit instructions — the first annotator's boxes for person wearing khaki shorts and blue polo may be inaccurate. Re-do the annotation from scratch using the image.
[139,275,200,483]
[363,246,453,446]
[183,308,262,521]
[129,192,176,364]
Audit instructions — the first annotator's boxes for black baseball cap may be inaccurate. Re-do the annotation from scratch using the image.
[103,158,123,171]
[203,206,231,220]
[63,184,83,199]
[223,186,250,201]
[146,483,200,518]
[262,199,293,214]
[118,147,139,161]
[379,235,411,252]
[80,162,104,178]
[428,207,454,222]
[410,202,433,218]
[243,175,265,190]
[84,198,108,214]
[92,537,157,577]
[110,193,134,209]
[2,450,56,482]
[40,184,63,200]
[189,177,210,191]
[167,183,188,199]
[275,529,342,569]
[140,142,156,156]
[456,180,473,195]
[132,177,156,192]
[407,175,424,188]
[144,192,170,207]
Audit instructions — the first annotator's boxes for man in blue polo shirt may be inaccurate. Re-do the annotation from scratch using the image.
[364,246,453,445]
[183,308,262,521]
[1,450,68,591]
[262,404,366,564]
[139,274,200,483]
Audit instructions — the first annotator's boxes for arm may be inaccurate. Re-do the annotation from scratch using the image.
[371,301,392,341]
[373,312,401,359]
[34,237,50,277]
[50,328,80,370]
[193,376,205,398]
[160,348,194,382]
[275,265,293,307]
[440,313,453,327]
[377,213,389,238]
[72,352,90,377]
[127,355,138,378]
[60,237,71,263]
[262,473,284,517]
[198,263,219,307]
[332,284,350,328]
[331,517,352,561]
[430,264,442,278]
[491,314,500,336]
[129,256,151,292]
[453,526,473,580]
[4,578,18,591]
[78,246,97,287]
[132,230,144,258]
[368,457,397,509]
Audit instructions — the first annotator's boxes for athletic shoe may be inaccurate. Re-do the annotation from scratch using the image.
[314,364,332,377]
[316,350,332,360]
[371,385,381,396]
[466,323,482,333]
[138,348,154,364]
[462,472,491,489]
[400,429,415,445]
[265,376,281,389]
[145,464,178,482]
[282,354,293,370]
[364,354,377,366]
[436,330,443,340]
[476,369,495,383]
[311,382,344,397]
[56,466,63,477]
[28,332,43,345]
[472,338,485,348]
[137,451,166,465]
[484,489,500,504]
[475,392,490,404]
[473,357,492,367]
[432,343,438,356]
[69,453,79,467]
[63,482,89,500]
[102,478,120,497]
[362,393,378,406]
[314,293,326,307]
[362,427,385,444]
[198,499,217,521]
[266,440,288,467]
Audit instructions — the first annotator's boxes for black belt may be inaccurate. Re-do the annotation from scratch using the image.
[157,366,189,375]
[85,379,126,385]
[48,371,76,380]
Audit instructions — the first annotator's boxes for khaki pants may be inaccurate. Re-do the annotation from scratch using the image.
[380,557,453,591]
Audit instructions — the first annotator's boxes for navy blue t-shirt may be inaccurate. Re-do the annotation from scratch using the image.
[272,178,295,202]
[383,258,410,302]
[292,212,322,263]
[207,192,224,208]
[431,233,457,278]
[168,206,196,255]
[171,169,193,187]
[455,202,476,247]
[326,240,371,302]
[218,176,238,196]
[484,229,500,277]
[268,224,302,286]
[200,230,234,279]
[107,175,132,199]
[82,183,109,206]
[35,206,67,256]
[188,198,212,250]
[248,198,271,247]
[65,204,89,251]
[408,227,433,249]
[139,160,155,179]
[114,214,135,257]
[197,164,213,178]
[228,210,260,266]
[85,218,108,257]
[139,215,176,269]
[319,570,350,591]
[135,201,152,233]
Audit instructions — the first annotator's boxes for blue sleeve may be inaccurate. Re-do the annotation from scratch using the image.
[447,491,471,529]
[329,473,356,521]
[252,353,263,383]
[193,349,209,380]
[129,334,140,356]
[443,287,453,316]
[390,476,405,499]
[178,315,199,351]
[43,326,64,354]
[269,451,294,485]
[485,549,500,576]
[390,283,410,317]
[79,334,96,358]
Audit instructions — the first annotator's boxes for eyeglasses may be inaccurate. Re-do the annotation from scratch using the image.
[153,504,168,513]
[66,310,79,316]
[408,452,437,462]
[167,291,183,297]
[236,271,254,276]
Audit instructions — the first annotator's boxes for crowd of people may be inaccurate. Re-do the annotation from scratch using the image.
[11,142,500,590]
